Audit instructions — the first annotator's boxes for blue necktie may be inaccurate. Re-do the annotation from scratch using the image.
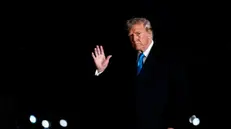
[137,52,145,75]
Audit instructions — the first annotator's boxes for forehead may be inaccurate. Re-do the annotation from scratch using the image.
[129,23,146,33]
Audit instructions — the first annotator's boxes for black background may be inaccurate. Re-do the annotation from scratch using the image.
[1,1,230,128]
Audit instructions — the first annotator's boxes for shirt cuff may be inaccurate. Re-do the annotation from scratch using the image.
[95,69,102,76]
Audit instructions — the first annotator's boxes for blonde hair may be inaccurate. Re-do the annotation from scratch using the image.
[126,17,153,33]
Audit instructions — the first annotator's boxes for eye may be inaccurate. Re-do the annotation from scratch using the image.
[135,32,141,36]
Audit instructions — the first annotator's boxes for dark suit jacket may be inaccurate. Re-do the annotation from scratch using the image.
[89,42,190,129]
[135,44,190,129]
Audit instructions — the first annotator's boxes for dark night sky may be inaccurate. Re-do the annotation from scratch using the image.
[2,1,230,128]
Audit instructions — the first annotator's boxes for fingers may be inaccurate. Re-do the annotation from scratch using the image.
[97,45,101,55]
[106,55,112,61]
[94,46,99,56]
[91,52,96,59]
[93,45,104,57]
[97,45,104,55]
[100,45,104,55]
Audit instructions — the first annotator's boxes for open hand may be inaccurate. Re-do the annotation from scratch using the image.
[92,45,112,73]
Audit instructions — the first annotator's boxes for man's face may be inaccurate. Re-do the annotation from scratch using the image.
[128,23,152,52]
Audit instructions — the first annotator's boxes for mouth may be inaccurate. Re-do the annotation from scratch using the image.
[135,43,142,46]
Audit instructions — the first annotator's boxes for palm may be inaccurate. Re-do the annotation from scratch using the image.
[92,45,112,72]
[94,54,107,68]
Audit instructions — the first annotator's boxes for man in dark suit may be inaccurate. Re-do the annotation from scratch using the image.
[91,17,189,129]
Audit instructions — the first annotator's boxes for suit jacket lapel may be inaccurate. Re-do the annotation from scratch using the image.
[138,43,158,76]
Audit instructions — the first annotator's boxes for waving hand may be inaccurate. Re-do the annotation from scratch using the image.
[92,45,112,73]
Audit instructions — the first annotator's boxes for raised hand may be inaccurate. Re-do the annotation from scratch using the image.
[92,45,112,73]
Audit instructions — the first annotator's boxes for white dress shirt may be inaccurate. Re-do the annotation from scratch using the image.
[137,40,154,64]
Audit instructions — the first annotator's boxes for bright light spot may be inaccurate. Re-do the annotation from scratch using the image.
[189,115,196,123]
[29,115,36,123]
[42,120,50,128]
[193,118,200,126]
[189,115,200,126]
[60,119,67,127]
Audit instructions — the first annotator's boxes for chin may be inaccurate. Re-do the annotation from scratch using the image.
[135,48,142,51]
[133,45,142,51]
